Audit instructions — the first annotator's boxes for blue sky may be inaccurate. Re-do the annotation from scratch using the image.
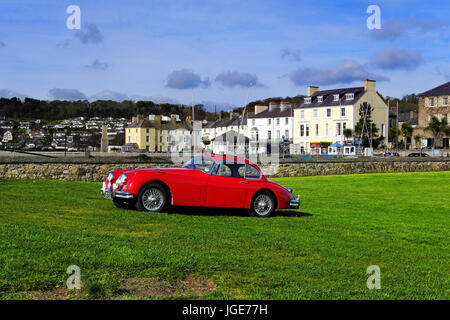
[0,0,449,110]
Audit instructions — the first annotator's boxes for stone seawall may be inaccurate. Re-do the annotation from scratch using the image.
[0,158,449,181]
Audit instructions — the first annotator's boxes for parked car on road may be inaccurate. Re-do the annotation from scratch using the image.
[101,155,300,217]
[384,152,400,157]
[408,152,429,157]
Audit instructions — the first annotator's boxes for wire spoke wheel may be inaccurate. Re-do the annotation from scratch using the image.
[253,194,273,216]
[142,188,164,211]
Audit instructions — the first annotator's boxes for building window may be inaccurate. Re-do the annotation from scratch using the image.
[146,128,149,133]
[313,109,318,118]
[300,110,305,119]
[285,117,289,125]
[276,130,280,139]
[300,125,304,137]
[268,119,271,125]
[325,123,329,136]
[443,97,448,105]
[343,122,346,131]
[317,96,323,103]
[305,97,311,104]
[327,108,331,117]
[306,125,309,137]
[333,94,339,101]
[128,136,130,143]
[252,119,255,125]
[146,136,149,142]
[315,124,319,136]
[268,130,272,140]
[341,107,346,117]
[285,130,289,140]
[345,93,354,100]
[135,135,138,143]
[159,136,162,142]
[336,123,341,136]
[276,118,280,125]
[429,98,434,106]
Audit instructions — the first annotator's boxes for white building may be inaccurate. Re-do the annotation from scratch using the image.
[247,100,294,154]
[202,112,247,151]
[293,79,388,154]
[2,130,13,143]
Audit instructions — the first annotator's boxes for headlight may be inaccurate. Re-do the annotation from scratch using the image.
[116,173,127,185]
[285,187,293,193]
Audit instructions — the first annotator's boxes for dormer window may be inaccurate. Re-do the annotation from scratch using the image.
[333,94,339,101]
[345,93,354,100]
[317,96,323,103]
[305,97,311,104]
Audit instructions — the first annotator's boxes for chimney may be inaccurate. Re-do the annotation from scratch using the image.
[308,86,319,96]
[280,100,290,111]
[132,114,144,122]
[269,101,280,111]
[154,115,162,124]
[218,112,222,121]
[364,79,376,92]
[229,111,233,120]
[254,105,268,115]
[186,115,192,123]
[170,114,177,124]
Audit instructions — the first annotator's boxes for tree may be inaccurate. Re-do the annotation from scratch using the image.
[389,127,400,146]
[354,102,379,148]
[400,122,413,151]
[426,116,449,148]
[343,128,353,142]
[413,134,422,149]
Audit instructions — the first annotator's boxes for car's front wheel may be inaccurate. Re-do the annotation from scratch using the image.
[251,191,276,217]
[135,183,167,212]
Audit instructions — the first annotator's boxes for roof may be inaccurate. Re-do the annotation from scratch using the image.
[204,114,247,128]
[211,130,250,143]
[398,112,418,125]
[126,119,192,131]
[248,107,293,119]
[296,87,366,109]
[418,81,450,97]
[202,154,257,166]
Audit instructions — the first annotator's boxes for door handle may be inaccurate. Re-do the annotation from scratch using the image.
[240,181,248,184]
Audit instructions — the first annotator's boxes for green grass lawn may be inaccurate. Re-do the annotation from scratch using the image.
[0,172,449,300]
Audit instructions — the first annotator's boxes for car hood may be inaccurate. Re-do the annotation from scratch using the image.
[125,167,196,175]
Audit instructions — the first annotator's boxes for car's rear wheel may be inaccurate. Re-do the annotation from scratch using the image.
[112,198,135,210]
[251,191,276,217]
[135,183,167,212]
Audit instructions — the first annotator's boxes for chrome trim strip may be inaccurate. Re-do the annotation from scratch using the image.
[289,194,300,209]
[114,191,135,199]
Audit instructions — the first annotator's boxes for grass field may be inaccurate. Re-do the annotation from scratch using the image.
[0,172,449,300]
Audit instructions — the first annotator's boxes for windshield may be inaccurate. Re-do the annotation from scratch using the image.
[182,157,216,173]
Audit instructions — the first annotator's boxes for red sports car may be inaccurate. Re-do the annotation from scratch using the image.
[101,155,300,217]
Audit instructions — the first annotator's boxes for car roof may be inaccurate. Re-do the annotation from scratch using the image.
[199,154,258,166]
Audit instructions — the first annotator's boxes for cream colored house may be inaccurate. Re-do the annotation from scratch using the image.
[125,115,191,152]
[293,79,388,154]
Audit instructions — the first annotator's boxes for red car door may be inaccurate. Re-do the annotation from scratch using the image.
[206,161,249,208]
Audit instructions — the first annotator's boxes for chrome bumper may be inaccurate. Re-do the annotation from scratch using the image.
[289,194,300,209]
[101,182,135,200]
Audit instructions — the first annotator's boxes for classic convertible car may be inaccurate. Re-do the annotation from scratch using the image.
[101,155,300,217]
